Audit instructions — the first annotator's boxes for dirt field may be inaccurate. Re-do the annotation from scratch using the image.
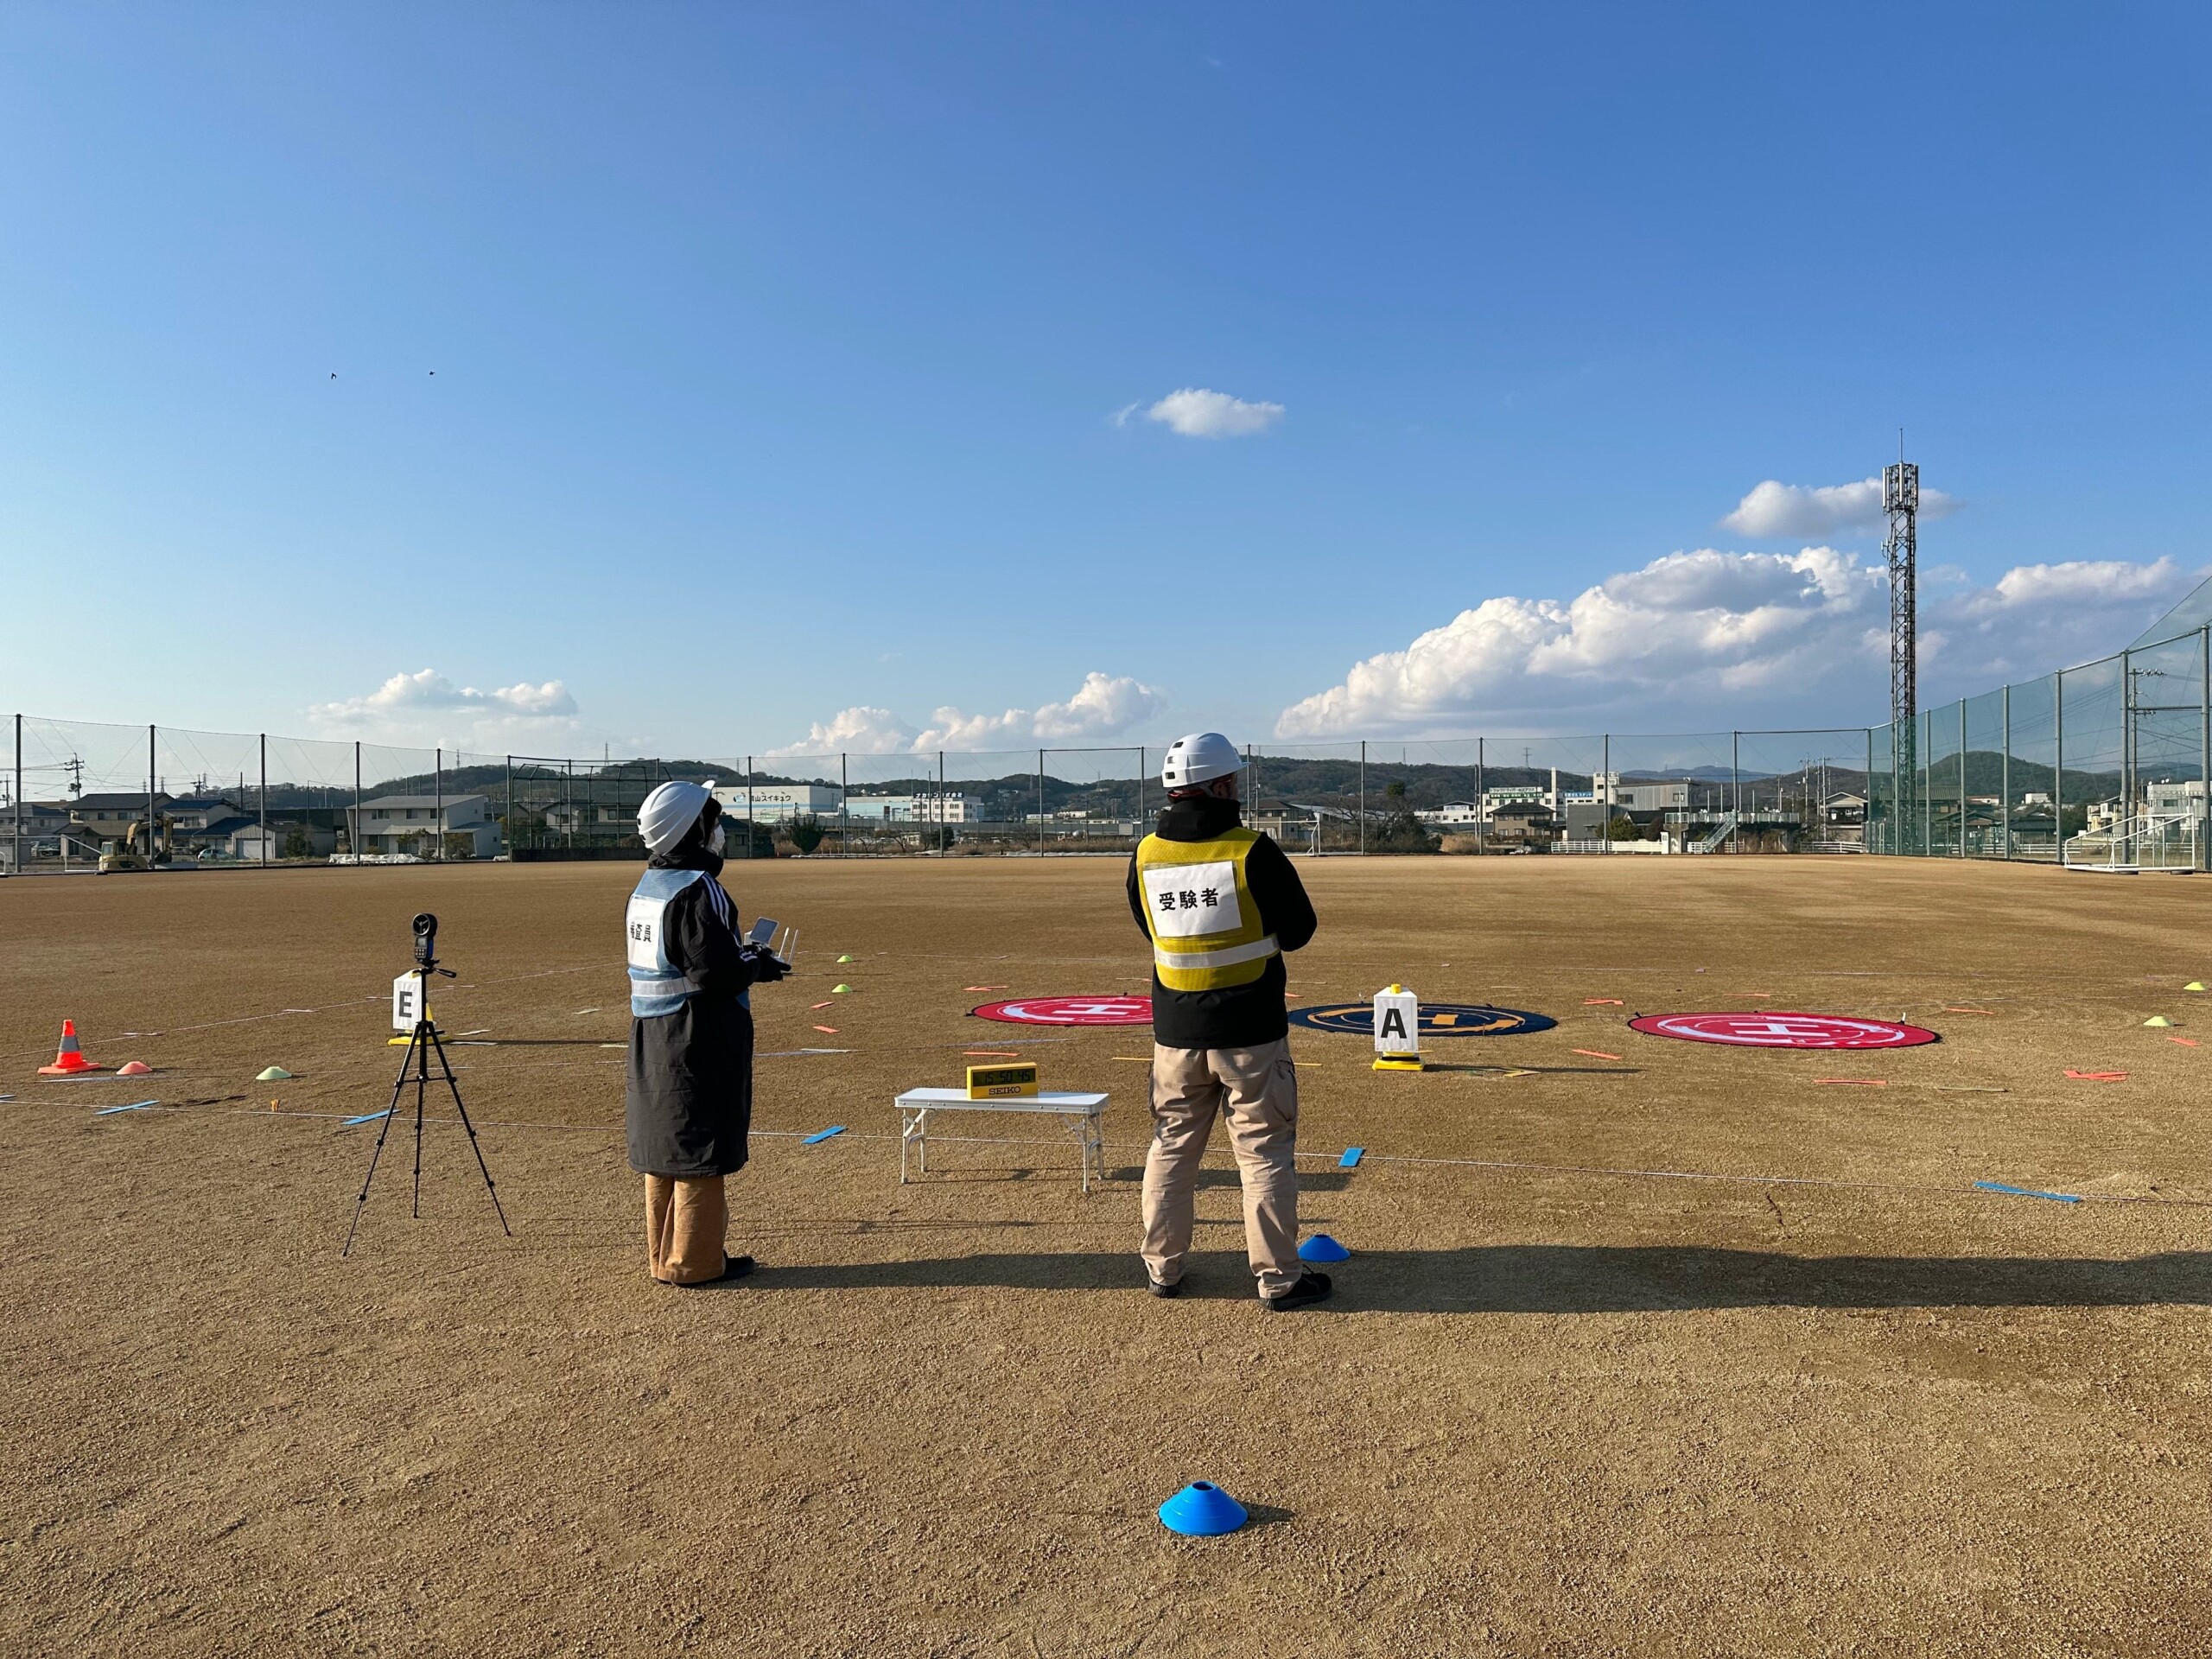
[4,854,2210,1657]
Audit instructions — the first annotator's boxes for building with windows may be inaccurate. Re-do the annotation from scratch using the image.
[68,792,172,843]
[346,794,499,858]
[844,793,986,824]
[710,784,842,823]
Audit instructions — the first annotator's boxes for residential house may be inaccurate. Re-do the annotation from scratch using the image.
[346,794,499,858]
[69,791,172,845]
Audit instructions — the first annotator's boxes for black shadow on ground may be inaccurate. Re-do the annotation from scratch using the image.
[741,1246,2212,1311]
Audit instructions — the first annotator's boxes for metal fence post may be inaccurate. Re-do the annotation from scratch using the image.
[147,723,156,863]
[1920,712,1932,856]
[1865,727,1875,853]
[1136,747,1146,846]
[1358,741,1366,855]
[504,755,513,857]
[1957,700,1967,858]
[841,753,849,857]
[2055,669,2067,868]
[2000,685,2012,861]
[2120,648,2133,829]
[12,713,22,875]
[258,732,269,866]
[1730,731,1739,852]
[1037,749,1046,856]
[353,741,362,861]
[1474,736,1484,855]
[746,758,754,857]
[2200,628,2210,872]
[1601,734,1611,854]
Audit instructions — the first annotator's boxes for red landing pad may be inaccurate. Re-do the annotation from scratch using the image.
[1627,1012,1939,1050]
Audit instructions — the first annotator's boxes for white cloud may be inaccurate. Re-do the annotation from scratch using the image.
[1034,671,1169,740]
[308,669,584,748]
[1275,551,2196,738]
[1142,387,1284,439]
[1720,476,1961,538]
[1936,557,2191,681]
[772,673,1167,756]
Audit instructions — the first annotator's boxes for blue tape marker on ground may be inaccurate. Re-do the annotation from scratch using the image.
[802,1126,846,1145]
[1340,1147,1364,1168]
[95,1102,156,1116]
[344,1109,393,1127]
[1974,1179,2082,1204]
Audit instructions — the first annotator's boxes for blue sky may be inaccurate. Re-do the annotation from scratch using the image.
[4,3,2209,759]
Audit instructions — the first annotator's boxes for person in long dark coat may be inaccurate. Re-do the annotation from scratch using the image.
[625,781,786,1285]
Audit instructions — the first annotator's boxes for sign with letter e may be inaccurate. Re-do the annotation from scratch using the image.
[392,974,424,1033]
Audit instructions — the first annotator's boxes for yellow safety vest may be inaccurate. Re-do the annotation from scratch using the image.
[1135,828,1280,991]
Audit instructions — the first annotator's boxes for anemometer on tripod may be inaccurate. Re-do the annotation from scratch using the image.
[342,912,512,1256]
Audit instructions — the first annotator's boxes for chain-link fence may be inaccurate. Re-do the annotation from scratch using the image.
[1866,625,2209,869]
[10,637,2206,872]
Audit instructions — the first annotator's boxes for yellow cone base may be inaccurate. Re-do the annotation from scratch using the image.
[1373,1055,1424,1072]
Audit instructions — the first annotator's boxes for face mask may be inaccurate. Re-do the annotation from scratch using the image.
[708,821,727,855]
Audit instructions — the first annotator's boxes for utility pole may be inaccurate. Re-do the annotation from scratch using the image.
[1885,442,1920,853]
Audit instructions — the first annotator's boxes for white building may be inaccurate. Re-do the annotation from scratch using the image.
[2146,781,2207,818]
[845,793,986,823]
[543,802,639,835]
[711,784,842,823]
[1416,801,1486,826]
[347,794,499,857]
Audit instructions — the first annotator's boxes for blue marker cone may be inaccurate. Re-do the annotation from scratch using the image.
[1158,1481,1248,1537]
[1298,1234,1351,1263]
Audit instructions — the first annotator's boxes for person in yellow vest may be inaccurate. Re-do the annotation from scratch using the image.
[1127,732,1326,1310]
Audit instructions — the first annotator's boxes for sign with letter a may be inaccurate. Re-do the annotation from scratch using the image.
[1373,985,1420,1056]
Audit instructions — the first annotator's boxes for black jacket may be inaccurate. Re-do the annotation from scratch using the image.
[1126,796,1318,1050]
[625,846,769,1178]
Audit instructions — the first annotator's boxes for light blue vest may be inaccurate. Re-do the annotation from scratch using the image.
[627,868,706,1017]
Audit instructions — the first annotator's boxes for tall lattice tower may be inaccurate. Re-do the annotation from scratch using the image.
[1884,455,1919,852]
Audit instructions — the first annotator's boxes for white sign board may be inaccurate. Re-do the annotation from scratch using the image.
[1373,985,1420,1055]
[392,973,425,1033]
[1141,861,1242,938]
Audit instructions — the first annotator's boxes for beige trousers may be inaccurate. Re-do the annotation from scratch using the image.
[645,1174,728,1285]
[1141,1039,1302,1298]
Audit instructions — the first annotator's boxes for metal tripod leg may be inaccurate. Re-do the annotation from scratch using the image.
[344,1024,425,1256]
[426,1022,511,1236]
[411,1029,429,1218]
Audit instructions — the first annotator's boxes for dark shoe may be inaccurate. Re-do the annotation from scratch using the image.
[675,1254,754,1287]
[1148,1274,1183,1299]
[1263,1271,1332,1312]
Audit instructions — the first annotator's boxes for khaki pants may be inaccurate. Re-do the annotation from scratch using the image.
[645,1174,728,1284]
[1141,1039,1301,1298]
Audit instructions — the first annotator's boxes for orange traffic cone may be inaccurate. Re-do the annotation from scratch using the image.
[38,1020,105,1077]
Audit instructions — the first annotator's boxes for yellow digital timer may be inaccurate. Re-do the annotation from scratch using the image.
[965,1062,1040,1099]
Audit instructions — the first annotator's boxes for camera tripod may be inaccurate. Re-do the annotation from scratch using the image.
[343,932,511,1256]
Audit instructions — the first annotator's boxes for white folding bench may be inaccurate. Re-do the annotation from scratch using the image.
[894,1088,1110,1194]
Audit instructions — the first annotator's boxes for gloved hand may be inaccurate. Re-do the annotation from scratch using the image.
[740,945,790,984]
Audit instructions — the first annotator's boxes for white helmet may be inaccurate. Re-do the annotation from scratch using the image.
[639,780,715,853]
[1160,732,1243,791]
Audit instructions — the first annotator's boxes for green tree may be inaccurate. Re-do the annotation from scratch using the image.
[786,814,827,855]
